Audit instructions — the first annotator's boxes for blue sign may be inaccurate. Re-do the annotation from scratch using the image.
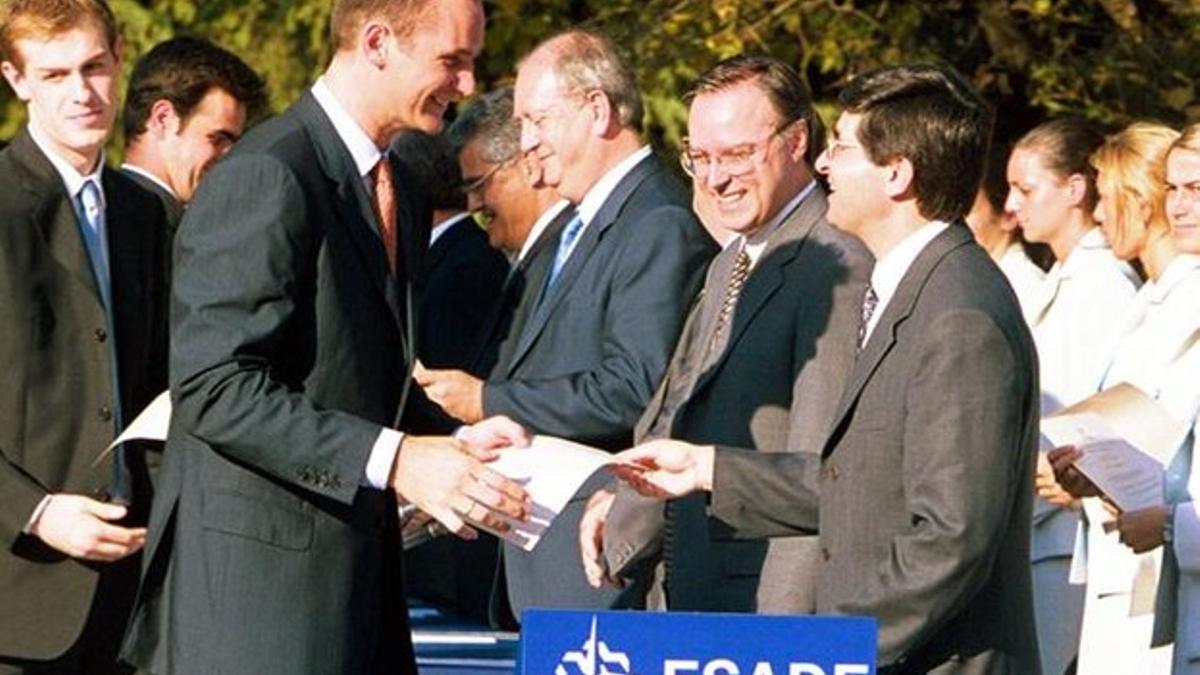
[520,610,876,675]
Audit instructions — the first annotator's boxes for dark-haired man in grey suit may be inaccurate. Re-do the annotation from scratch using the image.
[609,64,1041,673]
[579,55,871,615]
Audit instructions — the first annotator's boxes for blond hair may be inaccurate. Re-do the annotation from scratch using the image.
[1090,121,1179,243]
[0,0,118,70]
[1170,123,1200,156]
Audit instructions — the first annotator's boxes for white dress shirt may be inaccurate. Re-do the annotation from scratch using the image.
[429,212,474,249]
[860,220,950,346]
[996,241,1047,322]
[120,162,180,201]
[517,199,571,264]
[739,180,817,268]
[558,145,653,268]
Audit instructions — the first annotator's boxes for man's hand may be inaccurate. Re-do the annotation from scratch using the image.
[610,439,715,499]
[1116,505,1171,554]
[1041,446,1095,506]
[30,495,146,561]
[413,363,484,423]
[390,435,528,540]
[579,488,622,589]
[457,415,530,451]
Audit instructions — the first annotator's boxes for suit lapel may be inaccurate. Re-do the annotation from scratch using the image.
[506,154,658,375]
[10,130,102,304]
[294,94,404,327]
[823,223,974,455]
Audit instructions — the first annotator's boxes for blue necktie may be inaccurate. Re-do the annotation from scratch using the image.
[545,213,585,291]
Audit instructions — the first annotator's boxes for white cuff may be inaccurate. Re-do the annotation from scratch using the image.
[364,428,404,489]
[23,495,53,534]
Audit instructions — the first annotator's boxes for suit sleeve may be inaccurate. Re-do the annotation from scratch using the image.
[482,205,712,444]
[835,309,1029,660]
[603,483,667,580]
[169,155,381,505]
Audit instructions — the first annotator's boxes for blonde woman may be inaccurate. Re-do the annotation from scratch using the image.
[1005,117,1142,675]
[1067,122,1198,674]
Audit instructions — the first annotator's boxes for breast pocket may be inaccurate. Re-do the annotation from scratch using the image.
[201,489,314,551]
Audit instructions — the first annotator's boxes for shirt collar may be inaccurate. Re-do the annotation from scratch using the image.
[311,77,383,178]
[429,212,473,248]
[739,179,816,267]
[870,219,951,309]
[576,145,652,226]
[1148,253,1200,304]
[27,119,105,202]
[518,199,571,263]
[120,162,179,200]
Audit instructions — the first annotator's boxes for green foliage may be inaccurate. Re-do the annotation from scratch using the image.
[2,0,1199,153]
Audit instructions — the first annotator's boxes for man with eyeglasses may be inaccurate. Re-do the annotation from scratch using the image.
[578,55,872,614]
[415,29,715,619]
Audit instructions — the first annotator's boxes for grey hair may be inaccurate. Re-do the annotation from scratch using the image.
[525,29,643,132]
[447,86,521,164]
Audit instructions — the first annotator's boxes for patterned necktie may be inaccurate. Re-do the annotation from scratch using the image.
[707,248,752,355]
[857,284,879,350]
[545,213,585,290]
[371,157,398,274]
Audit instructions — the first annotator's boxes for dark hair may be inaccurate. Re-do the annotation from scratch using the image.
[685,55,826,166]
[0,0,118,69]
[979,139,1010,215]
[526,28,643,132]
[1013,117,1106,213]
[391,130,466,211]
[447,87,519,164]
[839,63,994,222]
[123,36,266,142]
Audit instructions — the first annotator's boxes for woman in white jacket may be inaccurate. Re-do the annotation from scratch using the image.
[1005,117,1142,675]
[1110,124,1200,674]
[1071,122,1197,675]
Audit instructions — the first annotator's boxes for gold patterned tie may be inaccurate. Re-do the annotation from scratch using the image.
[371,157,398,274]
[708,248,752,355]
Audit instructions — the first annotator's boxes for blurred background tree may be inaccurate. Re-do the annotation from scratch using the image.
[2,0,1198,155]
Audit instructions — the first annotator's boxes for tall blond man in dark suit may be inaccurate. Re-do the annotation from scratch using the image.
[0,1,170,672]
[609,64,1042,674]
[118,2,530,673]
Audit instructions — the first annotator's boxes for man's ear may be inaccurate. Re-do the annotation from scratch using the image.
[883,155,916,200]
[1,60,30,102]
[361,20,392,69]
[583,89,616,137]
[147,99,182,136]
[786,120,809,164]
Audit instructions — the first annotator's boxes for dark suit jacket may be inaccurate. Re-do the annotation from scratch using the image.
[120,167,184,240]
[484,153,716,617]
[604,188,872,613]
[472,204,574,378]
[709,223,1041,674]
[120,92,425,675]
[0,129,169,660]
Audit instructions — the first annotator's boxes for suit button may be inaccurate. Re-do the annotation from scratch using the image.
[94,327,107,342]
[98,406,112,422]
[829,464,840,480]
[821,547,831,562]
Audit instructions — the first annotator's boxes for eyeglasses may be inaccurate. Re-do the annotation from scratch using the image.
[680,119,799,178]
[461,159,511,196]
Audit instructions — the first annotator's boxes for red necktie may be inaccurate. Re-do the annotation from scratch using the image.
[371,158,398,274]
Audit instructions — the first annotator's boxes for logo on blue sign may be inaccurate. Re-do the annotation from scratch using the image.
[522,610,876,675]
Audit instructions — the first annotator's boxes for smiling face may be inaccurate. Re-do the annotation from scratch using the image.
[685,82,808,237]
[815,112,891,242]
[1166,148,1200,254]
[385,0,483,135]
[460,137,536,252]
[1,19,119,173]
[513,59,594,202]
[160,87,246,201]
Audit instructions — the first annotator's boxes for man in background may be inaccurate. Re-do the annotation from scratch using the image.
[0,1,169,672]
[121,35,265,235]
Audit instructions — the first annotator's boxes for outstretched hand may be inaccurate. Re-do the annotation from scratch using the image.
[609,439,715,500]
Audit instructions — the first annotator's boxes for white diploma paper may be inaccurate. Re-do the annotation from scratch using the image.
[1041,383,1189,512]
[485,435,623,552]
[95,390,172,463]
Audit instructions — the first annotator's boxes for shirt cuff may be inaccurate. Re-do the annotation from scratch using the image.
[24,495,53,534]
[365,428,404,489]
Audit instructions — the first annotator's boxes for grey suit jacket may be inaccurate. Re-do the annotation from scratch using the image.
[604,188,872,613]
[708,223,1041,674]
[120,93,423,675]
[0,129,169,660]
[485,153,716,618]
